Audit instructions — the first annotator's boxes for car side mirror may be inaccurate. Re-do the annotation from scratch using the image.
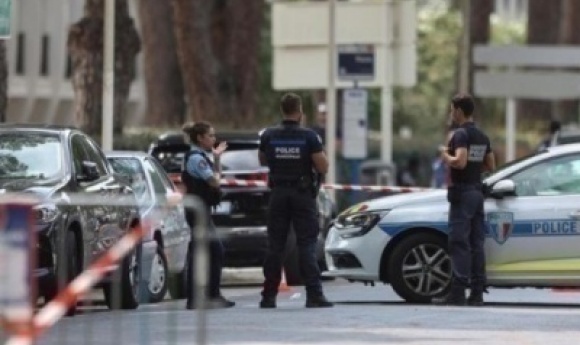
[490,179,516,198]
[79,161,100,182]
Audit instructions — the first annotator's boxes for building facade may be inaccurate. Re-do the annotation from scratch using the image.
[5,0,146,127]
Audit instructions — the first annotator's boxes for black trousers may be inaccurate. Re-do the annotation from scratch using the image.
[447,184,486,290]
[185,210,224,300]
[261,187,322,297]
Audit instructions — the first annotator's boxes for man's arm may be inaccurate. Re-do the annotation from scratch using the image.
[483,152,496,172]
[258,151,267,166]
[312,151,329,174]
[442,148,468,169]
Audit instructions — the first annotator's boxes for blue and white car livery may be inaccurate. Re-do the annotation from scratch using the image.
[325,143,580,303]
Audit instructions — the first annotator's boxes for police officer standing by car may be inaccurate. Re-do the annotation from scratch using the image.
[181,121,235,309]
[258,93,333,309]
[434,93,495,306]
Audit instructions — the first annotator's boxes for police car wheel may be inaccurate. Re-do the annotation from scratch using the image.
[146,247,169,304]
[388,233,451,303]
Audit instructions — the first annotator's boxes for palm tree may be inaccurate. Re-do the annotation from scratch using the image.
[67,0,140,135]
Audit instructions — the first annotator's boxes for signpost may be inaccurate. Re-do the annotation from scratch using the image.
[474,44,580,162]
[338,44,375,81]
[0,0,12,39]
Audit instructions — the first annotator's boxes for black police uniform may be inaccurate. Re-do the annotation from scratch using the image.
[181,149,232,308]
[446,121,491,301]
[259,120,330,307]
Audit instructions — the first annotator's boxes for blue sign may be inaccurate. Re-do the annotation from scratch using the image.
[338,44,375,81]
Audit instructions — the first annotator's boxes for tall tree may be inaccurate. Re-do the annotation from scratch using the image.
[68,0,141,135]
[519,0,562,123]
[137,0,185,126]
[0,41,6,122]
[170,0,264,126]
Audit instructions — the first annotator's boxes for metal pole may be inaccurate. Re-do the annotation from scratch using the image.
[326,0,337,200]
[459,0,471,93]
[506,98,516,162]
[381,0,393,163]
[102,0,115,151]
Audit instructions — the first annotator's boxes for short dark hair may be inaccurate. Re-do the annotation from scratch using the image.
[280,93,302,116]
[451,93,475,116]
[549,120,561,134]
[182,121,212,144]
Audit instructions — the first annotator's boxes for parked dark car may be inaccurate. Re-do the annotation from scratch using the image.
[0,125,142,315]
[148,131,337,285]
[107,151,191,303]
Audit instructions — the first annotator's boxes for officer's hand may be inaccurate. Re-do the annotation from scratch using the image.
[213,141,228,157]
[438,145,448,158]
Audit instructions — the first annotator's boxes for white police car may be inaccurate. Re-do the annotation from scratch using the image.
[324,143,580,303]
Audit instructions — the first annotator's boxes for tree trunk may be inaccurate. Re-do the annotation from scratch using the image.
[137,0,185,126]
[554,0,580,124]
[171,0,220,122]
[0,41,7,122]
[68,0,141,135]
[171,0,264,125]
[469,0,493,122]
[222,0,264,126]
[519,0,562,123]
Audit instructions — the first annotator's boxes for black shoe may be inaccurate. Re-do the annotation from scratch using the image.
[186,296,235,309]
[467,290,484,306]
[432,288,466,306]
[207,296,235,309]
[305,295,334,308]
[259,296,277,309]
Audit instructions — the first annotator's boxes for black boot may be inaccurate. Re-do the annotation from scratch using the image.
[305,294,334,308]
[432,286,466,306]
[260,295,277,309]
[467,288,484,307]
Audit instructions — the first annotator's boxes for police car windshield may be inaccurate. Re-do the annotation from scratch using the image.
[483,150,543,182]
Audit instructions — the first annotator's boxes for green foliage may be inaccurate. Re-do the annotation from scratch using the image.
[389,8,462,145]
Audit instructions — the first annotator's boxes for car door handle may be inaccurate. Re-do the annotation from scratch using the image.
[569,211,580,219]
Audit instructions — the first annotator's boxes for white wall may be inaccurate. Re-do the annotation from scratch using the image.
[5,0,146,127]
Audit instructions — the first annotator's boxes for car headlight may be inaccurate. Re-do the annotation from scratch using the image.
[33,204,60,224]
[335,209,390,238]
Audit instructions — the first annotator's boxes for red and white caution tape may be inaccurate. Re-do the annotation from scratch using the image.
[4,225,146,345]
[220,179,433,193]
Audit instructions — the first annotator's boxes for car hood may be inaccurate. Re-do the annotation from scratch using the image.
[353,189,447,212]
[0,178,60,200]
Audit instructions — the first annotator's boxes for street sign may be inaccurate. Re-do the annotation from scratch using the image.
[0,0,12,39]
[342,88,368,159]
[338,44,375,81]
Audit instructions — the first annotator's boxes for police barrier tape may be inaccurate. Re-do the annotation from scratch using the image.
[219,179,434,193]
[1,194,211,345]
[4,224,146,345]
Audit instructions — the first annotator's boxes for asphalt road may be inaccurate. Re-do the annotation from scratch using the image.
[4,269,580,345]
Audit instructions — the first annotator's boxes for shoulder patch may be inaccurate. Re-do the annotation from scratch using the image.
[198,159,208,170]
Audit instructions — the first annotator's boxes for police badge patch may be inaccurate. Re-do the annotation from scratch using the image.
[487,212,514,245]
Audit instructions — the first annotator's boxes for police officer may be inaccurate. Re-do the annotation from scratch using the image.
[258,93,333,309]
[181,121,235,309]
[434,93,495,306]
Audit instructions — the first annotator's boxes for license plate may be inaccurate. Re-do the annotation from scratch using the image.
[213,201,232,215]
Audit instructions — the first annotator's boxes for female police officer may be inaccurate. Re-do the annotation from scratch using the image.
[258,93,333,309]
[434,94,495,306]
[182,121,235,309]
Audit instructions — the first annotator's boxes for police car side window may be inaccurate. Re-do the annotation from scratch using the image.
[511,154,580,196]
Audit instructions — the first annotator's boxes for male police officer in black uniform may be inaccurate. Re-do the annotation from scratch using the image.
[258,93,333,309]
[434,93,495,306]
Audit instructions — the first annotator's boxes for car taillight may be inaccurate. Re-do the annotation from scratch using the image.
[242,173,268,182]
